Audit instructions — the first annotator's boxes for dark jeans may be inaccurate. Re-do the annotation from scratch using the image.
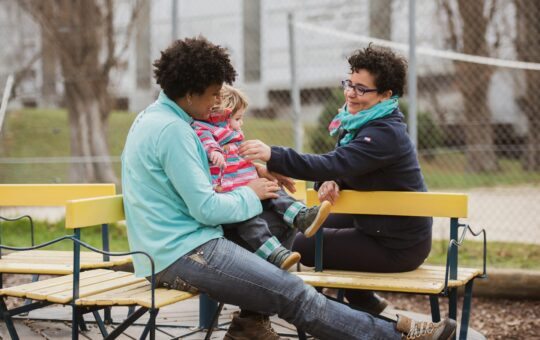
[293,213,432,308]
[222,190,297,252]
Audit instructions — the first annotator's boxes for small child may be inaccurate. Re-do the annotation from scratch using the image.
[191,85,331,270]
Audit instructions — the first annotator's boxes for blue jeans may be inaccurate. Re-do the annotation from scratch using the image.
[154,237,401,340]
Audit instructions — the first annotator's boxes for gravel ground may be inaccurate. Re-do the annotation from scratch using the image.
[383,292,540,340]
[3,275,540,339]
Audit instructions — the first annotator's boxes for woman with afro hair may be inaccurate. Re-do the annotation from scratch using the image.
[121,38,455,340]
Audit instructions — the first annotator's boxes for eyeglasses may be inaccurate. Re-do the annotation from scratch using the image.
[341,80,378,96]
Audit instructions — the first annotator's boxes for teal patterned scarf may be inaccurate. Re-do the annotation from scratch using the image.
[328,96,399,145]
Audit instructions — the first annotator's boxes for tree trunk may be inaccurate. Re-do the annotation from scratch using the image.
[456,0,498,172]
[516,0,540,171]
[369,0,392,40]
[24,0,118,183]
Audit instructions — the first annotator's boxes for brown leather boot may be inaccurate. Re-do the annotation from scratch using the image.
[223,311,289,340]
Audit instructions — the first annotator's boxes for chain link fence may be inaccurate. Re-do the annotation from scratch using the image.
[1,1,539,253]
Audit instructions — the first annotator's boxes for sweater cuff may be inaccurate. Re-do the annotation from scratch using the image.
[267,146,285,172]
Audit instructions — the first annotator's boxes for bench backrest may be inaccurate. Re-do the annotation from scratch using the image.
[306,189,468,218]
[286,180,307,202]
[65,194,125,229]
[64,180,308,230]
[0,184,116,207]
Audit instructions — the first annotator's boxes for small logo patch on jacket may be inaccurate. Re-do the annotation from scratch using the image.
[363,136,372,142]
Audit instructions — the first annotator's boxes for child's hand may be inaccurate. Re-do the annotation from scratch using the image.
[210,151,225,168]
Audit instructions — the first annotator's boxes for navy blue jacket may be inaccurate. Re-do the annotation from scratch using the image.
[267,109,432,249]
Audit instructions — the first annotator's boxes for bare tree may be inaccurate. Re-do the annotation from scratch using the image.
[16,0,144,183]
[515,0,540,171]
[440,0,499,172]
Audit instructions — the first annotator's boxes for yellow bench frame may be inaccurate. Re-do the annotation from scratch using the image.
[294,189,487,340]
[0,184,130,279]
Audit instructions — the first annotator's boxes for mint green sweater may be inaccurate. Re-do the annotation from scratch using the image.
[121,91,262,277]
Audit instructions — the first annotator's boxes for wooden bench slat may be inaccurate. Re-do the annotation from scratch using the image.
[26,270,134,303]
[46,274,147,304]
[295,265,482,294]
[0,262,73,275]
[0,251,132,274]
[76,281,151,306]
[76,283,195,308]
[0,269,112,297]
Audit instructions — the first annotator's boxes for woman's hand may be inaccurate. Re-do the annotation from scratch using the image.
[318,181,340,205]
[253,163,296,193]
[209,151,225,168]
[239,140,271,162]
[246,178,280,200]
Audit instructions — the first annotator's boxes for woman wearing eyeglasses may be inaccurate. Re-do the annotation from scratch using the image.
[239,44,433,315]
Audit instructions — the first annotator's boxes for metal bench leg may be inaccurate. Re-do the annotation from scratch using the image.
[78,312,88,332]
[93,310,109,337]
[139,308,159,340]
[448,287,458,340]
[104,306,113,324]
[105,306,148,340]
[199,293,219,329]
[337,289,345,302]
[204,302,225,340]
[72,306,79,340]
[429,295,441,322]
[459,280,474,340]
[0,297,20,340]
[297,329,308,340]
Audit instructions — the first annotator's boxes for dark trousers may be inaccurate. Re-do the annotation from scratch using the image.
[292,213,432,308]
[222,190,297,253]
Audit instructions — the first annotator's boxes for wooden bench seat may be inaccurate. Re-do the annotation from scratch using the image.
[0,250,131,274]
[0,269,194,309]
[296,265,482,294]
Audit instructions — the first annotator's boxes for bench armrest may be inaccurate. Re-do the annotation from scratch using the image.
[443,223,488,294]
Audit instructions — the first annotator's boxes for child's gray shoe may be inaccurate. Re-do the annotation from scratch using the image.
[294,201,331,238]
[268,246,301,270]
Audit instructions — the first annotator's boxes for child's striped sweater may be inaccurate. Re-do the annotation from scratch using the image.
[191,120,258,192]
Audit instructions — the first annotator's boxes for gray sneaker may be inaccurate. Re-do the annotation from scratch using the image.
[293,201,332,238]
[396,315,456,340]
[267,246,301,270]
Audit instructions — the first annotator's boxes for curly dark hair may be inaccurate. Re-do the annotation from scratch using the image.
[153,36,237,100]
[347,44,407,97]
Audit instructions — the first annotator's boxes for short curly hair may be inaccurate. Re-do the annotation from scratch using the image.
[153,36,237,100]
[347,44,407,97]
[221,85,249,115]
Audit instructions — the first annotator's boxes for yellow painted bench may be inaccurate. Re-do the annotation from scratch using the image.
[1,193,198,339]
[0,184,131,277]
[294,189,487,340]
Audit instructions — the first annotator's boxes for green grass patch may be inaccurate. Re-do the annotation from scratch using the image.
[1,108,539,189]
[420,152,540,189]
[427,240,540,270]
[1,218,129,252]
